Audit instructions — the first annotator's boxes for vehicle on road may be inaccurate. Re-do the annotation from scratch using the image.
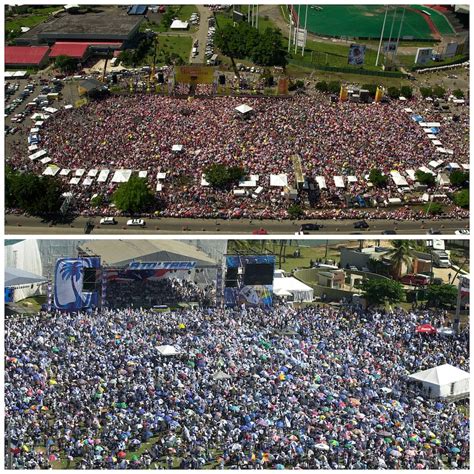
[100,217,117,225]
[400,273,430,286]
[127,219,145,227]
[354,220,369,229]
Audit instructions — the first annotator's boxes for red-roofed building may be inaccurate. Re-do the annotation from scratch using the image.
[5,46,50,68]
[49,42,90,60]
[49,41,123,61]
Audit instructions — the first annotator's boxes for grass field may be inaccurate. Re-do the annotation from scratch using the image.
[5,6,59,32]
[157,34,192,62]
[296,5,452,40]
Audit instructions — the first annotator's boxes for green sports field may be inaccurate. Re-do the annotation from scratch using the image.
[296,5,455,40]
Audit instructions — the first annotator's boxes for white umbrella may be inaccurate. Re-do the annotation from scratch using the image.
[157,345,179,356]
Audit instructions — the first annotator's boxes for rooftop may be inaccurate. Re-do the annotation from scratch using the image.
[5,46,50,65]
[18,7,143,43]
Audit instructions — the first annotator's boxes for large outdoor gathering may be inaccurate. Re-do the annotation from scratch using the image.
[4,238,470,469]
[4,3,470,233]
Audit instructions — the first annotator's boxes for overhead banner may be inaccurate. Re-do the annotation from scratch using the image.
[348,44,366,65]
[383,41,398,53]
[53,257,101,310]
[444,42,458,59]
[415,48,433,65]
[128,261,196,270]
[175,66,216,84]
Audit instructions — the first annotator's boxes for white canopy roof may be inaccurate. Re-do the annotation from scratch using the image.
[157,345,180,356]
[42,165,60,176]
[29,149,47,161]
[201,174,210,187]
[347,175,358,183]
[235,104,253,114]
[172,144,183,152]
[334,176,345,188]
[75,169,85,177]
[406,169,416,181]
[97,170,110,183]
[82,177,93,186]
[59,169,71,176]
[316,176,327,189]
[409,364,469,386]
[157,172,167,180]
[88,169,99,177]
[40,157,51,165]
[138,170,148,178]
[273,272,313,302]
[69,177,81,185]
[270,174,288,187]
[170,19,189,29]
[390,171,408,187]
[111,169,132,183]
[429,160,444,169]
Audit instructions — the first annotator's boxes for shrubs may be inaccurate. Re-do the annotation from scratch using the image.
[400,85,413,99]
[387,86,400,99]
[204,164,246,188]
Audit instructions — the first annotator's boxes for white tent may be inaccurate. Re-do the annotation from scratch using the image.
[170,19,189,29]
[347,175,358,184]
[270,174,288,187]
[88,169,99,177]
[157,172,167,180]
[42,165,60,177]
[157,345,180,356]
[82,177,93,186]
[172,144,183,153]
[40,157,52,165]
[69,177,81,185]
[201,174,210,187]
[59,169,71,176]
[273,271,313,302]
[111,169,132,183]
[315,176,327,189]
[239,175,259,187]
[406,169,416,181]
[408,364,469,399]
[29,149,47,161]
[97,170,110,183]
[334,176,345,188]
[437,173,450,186]
[75,169,85,177]
[235,104,253,115]
[390,171,408,187]
[138,170,148,178]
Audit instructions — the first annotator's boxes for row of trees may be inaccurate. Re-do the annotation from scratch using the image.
[215,22,288,68]
[6,167,64,218]
[362,278,458,308]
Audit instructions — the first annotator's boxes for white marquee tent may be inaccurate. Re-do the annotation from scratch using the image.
[273,271,313,302]
[408,364,470,399]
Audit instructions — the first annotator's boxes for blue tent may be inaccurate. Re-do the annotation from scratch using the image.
[128,5,148,15]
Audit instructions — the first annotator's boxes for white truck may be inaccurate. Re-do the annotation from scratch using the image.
[432,250,451,268]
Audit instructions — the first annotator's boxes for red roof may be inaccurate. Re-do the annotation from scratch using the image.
[49,42,90,59]
[49,41,122,58]
[5,46,50,65]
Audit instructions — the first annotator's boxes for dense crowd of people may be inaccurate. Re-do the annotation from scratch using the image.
[6,90,469,220]
[5,305,469,469]
[105,277,212,309]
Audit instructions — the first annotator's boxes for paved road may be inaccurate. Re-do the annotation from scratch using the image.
[189,5,211,64]
[5,214,468,235]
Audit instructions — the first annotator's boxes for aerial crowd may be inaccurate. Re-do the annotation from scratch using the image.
[6,92,469,220]
[5,305,469,469]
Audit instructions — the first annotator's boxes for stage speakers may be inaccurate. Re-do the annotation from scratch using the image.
[157,72,164,84]
[359,89,370,103]
[219,74,226,85]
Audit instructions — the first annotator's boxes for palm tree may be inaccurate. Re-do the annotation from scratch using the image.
[386,241,414,279]
[59,260,83,308]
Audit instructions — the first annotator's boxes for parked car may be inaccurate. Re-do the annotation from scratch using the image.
[400,273,430,286]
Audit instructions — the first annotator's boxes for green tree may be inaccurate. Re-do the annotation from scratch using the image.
[288,203,304,219]
[362,83,377,97]
[90,194,104,207]
[386,240,414,279]
[54,55,78,74]
[432,85,446,98]
[251,28,288,67]
[415,170,435,187]
[449,170,469,188]
[204,164,246,188]
[426,284,457,308]
[315,81,328,92]
[424,202,444,215]
[112,175,154,213]
[368,169,388,188]
[328,81,341,94]
[453,189,469,208]
[362,278,404,307]
[452,89,464,99]
[400,85,413,99]
[8,172,64,217]
[419,86,432,98]
[387,86,400,99]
